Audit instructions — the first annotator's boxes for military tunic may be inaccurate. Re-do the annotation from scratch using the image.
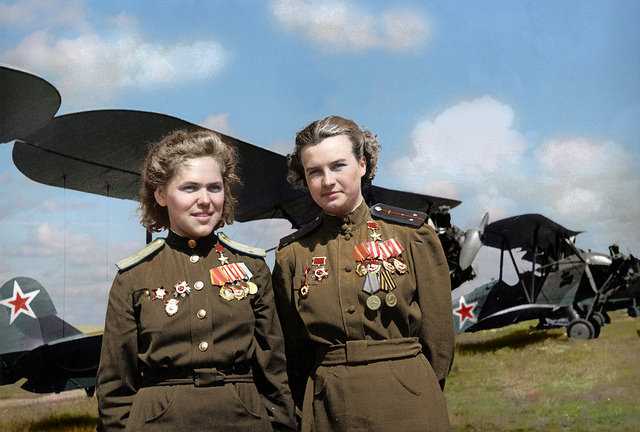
[273,202,454,431]
[97,231,296,431]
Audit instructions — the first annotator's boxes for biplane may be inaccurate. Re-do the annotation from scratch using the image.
[1,66,479,394]
[452,214,640,339]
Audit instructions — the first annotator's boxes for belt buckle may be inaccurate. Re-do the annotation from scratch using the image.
[193,368,224,387]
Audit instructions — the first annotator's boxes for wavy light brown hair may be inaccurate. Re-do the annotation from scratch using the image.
[287,115,380,189]
[139,129,240,232]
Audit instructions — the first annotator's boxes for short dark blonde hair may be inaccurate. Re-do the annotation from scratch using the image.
[139,129,240,232]
[287,115,380,189]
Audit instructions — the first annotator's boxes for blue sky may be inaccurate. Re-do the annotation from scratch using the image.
[1,0,639,325]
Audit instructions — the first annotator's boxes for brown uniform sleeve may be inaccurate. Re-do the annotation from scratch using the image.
[272,246,314,414]
[96,272,140,431]
[250,258,297,431]
[410,224,455,389]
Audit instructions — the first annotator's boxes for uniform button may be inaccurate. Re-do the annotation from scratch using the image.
[187,239,197,249]
[344,234,352,240]
[198,341,209,352]
[344,265,352,272]
[345,305,356,314]
[194,281,204,291]
[197,309,207,319]
[190,255,200,263]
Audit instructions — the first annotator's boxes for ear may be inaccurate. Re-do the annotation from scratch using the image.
[357,157,367,178]
[154,187,167,207]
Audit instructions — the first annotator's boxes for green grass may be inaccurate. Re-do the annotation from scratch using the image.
[1,311,638,431]
[447,310,640,431]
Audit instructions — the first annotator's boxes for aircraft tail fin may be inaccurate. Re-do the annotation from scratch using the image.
[0,277,82,384]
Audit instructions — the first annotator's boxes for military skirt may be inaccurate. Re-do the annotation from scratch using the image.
[302,338,450,432]
[126,376,273,431]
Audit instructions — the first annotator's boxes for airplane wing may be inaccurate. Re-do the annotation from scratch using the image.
[482,213,581,253]
[13,109,460,228]
[0,66,61,144]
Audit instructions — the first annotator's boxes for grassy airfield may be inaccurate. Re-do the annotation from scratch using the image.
[1,310,638,431]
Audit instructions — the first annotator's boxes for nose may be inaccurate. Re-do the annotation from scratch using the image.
[197,189,211,205]
[321,170,335,188]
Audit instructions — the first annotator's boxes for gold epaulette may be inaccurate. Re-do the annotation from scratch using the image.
[116,238,165,271]
[218,232,266,257]
[370,203,427,228]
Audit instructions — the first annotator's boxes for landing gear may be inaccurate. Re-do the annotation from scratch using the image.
[590,312,606,328]
[567,319,599,340]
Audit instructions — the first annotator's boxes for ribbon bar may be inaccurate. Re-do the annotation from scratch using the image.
[353,239,405,262]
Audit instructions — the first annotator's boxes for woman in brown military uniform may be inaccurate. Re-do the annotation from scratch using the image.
[96,130,295,431]
[273,116,454,431]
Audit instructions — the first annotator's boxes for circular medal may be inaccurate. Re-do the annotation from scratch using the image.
[393,259,407,274]
[383,260,396,273]
[165,299,179,316]
[247,281,258,295]
[366,295,381,311]
[366,262,381,274]
[220,287,234,301]
[385,292,398,307]
[314,267,328,280]
[233,286,246,300]
[356,262,368,276]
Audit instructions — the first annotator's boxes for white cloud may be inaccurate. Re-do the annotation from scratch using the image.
[391,97,640,254]
[2,15,227,107]
[0,0,88,30]
[201,113,232,135]
[270,0,429,52]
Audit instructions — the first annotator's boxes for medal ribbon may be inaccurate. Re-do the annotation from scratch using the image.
[210,262,253,286]
[353,239,405,261]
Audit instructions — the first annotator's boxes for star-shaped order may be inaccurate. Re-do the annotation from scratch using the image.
[0,280,40,325]
[453,295,478,329]
[370,231,382,241]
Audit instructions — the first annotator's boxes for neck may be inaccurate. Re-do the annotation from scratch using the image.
[326,195,364,218]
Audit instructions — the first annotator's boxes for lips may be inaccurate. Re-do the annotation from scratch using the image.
[192,212,213,221]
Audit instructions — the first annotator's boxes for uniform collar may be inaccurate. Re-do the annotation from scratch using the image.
[166,230,217,255]
[322,200,370,231]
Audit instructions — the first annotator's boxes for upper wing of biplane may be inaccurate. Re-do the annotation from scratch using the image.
[0,66,61,143]
[12,109,460,228]
[482,213,581,258]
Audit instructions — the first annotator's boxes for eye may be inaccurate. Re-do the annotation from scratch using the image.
[306,169,320,178]
[208,183,223,193]
[180,184,198,192]
[330,162,346,171]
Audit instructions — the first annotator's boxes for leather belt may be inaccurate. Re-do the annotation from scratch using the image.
[316,337,422,366]
[141,365,253,387]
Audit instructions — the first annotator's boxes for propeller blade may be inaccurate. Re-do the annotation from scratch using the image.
[459,229,482,270]
[479,211,490,234]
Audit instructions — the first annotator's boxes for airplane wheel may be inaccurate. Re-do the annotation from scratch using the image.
[588,319,602,338]
[628,306,639,318]
[591,312,606,327]
[567,319,595,340]
[603,311,611,324]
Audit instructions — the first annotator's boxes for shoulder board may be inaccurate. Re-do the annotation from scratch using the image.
[218,232,266,257]
[116,238,165,271]
[279,216,322,248]
[370,203,427,228]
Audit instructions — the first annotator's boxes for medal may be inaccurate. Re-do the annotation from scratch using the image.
[220,286,235,301]
[385,292,398,308]
[246,281,258,295]
[174,281,191,297]
[152,287,167,300]
[311,256,328,281]
[356,262,368,276]
[300,285,309,297]
[383,260,396,273]
[393,258,408,274]
[366,295,382,311]
[165,298,179,316]
[362,273,380,294]
[215,243,230,265]
[366,262,381,274]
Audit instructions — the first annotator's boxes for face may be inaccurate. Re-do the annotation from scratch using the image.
[154,156,224,239]
[301,134,366,217]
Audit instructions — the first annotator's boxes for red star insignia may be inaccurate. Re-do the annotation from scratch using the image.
[0,281,40,325]
[454,296,477,329]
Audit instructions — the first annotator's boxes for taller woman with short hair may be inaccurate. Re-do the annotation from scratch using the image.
[273,116,454,431]
[97,129,295,431]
